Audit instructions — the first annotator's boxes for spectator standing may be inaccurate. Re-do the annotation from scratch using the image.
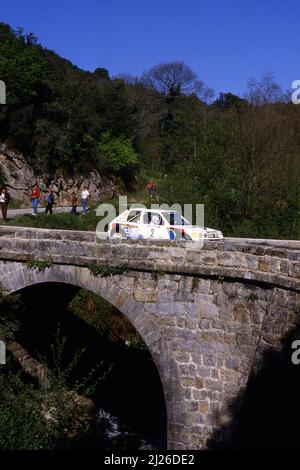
[45,188,55,214]
[81,186,90,215]
[146,181,159,201]
[151,182,159,201]
[4,188,11,208]
[0,188,8,222]
[146,181,153,198]
[31,184,41,216]
[71,192,79,215]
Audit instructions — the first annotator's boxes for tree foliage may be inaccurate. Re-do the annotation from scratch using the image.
[141,60,214,102]
[96,131,139,174]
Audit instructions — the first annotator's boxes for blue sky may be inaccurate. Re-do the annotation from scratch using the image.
[0,0,298,96]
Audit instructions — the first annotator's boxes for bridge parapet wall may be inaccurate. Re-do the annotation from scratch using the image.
[0,227,300,291]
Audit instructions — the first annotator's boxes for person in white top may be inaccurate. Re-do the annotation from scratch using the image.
[81,186,90,215]
[0,188,8,222]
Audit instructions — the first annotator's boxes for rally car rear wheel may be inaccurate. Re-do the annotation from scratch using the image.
[110,227,127,240]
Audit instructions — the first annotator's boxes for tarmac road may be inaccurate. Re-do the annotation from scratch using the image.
[7,206,83,217]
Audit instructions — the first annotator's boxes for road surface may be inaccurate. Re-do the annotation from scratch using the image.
[7,206,83,218]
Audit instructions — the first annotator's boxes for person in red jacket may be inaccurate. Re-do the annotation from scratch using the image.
[31,184,41,216]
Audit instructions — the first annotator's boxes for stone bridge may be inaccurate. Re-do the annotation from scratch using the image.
[0,226,300,449]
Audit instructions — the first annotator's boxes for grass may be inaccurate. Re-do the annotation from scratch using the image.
[0,209,101,232]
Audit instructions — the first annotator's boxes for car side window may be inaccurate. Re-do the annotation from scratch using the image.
[143,212,164,225]
[127,210,141,223]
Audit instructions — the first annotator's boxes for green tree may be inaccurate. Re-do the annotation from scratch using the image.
[141,61,214,101]
[0,24,48,105]
[96,131,139,174]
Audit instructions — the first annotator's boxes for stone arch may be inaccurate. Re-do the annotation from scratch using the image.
[1,261,187,450]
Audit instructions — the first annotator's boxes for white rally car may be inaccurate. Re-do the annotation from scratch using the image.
[108,208,223,241]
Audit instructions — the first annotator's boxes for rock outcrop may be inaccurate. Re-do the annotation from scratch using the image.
[0,144,116,206]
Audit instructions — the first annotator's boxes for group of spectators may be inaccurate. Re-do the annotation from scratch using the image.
[30,185,91,216]
[1,181,158,223]
[0,184,91,222]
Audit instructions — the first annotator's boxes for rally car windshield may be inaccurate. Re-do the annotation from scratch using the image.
[163,212,190,226]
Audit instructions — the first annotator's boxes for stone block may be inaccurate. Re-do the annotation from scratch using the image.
[233,305,250,323]
[187,303,199,319]
[158,291,175,302]
[185,319,198,330]
[197,366,211,378]
[258,260,270,272]
[192,389,208,400]
[181,377,196,387]
[188,412,205,425]
[143,302,158,314]
[198,301,219,319]
[186,401,199,412]
[210,368,220,380]
[199,319,212,329]
[179,363,197,376]
[134,289,157,302]
[202,353,217,367]
[198,402,210,414]
[157,302,186,317]
[173,351,191,363]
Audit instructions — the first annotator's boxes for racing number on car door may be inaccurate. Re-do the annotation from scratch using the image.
[143,212,164,239]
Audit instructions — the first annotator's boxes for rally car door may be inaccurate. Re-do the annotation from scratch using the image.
[141,211,168,239]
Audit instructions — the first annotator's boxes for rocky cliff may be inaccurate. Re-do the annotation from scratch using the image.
[0,144,117,206]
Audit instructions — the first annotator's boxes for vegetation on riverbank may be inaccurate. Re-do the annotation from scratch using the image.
[0,286,155,449]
